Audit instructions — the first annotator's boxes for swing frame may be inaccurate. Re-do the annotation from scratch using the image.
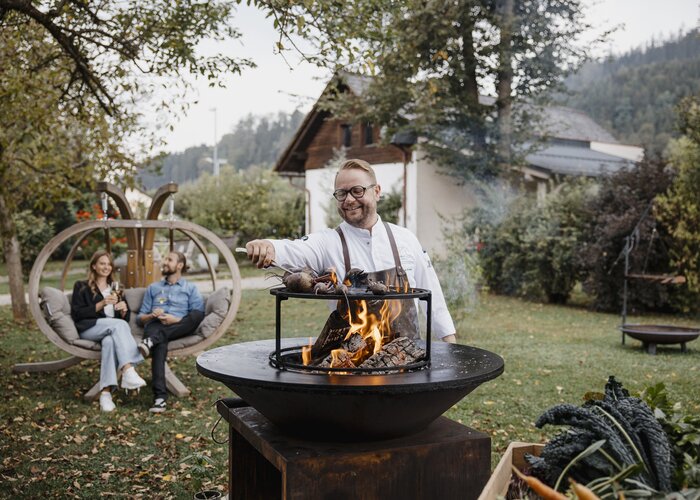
[13,182,242,399]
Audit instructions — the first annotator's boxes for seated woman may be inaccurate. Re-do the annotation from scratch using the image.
[71,250,146,412]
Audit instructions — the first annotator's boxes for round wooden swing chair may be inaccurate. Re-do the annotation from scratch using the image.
[13,182,242,400]
[616,201,699,354]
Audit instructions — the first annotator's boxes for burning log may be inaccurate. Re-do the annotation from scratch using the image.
[318,333,367,367]
[319,349,356,369]
[311,310,350,361]
[359,337,425,369]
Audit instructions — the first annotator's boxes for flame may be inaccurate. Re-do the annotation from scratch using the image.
[329,268,337,285]
[330,298,403,366]
[330,349,343,366]
[301,336,313,366]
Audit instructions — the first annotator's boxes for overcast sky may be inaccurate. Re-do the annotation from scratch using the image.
[156,0,700,154]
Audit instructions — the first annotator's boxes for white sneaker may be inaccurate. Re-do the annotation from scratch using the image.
[99,392,116,412]
[121,366,147,390]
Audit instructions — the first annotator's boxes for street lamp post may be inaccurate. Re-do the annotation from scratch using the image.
[210,107,220,178]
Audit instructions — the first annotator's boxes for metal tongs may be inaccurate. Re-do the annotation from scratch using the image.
[235,247,295,274]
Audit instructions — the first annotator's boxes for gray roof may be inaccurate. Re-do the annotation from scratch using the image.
[532,105,619,143]
[525,142,636,177]
[337,70,373,96]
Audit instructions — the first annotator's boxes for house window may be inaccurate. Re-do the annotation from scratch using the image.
[363,123,374,145]
[340,124,352,147]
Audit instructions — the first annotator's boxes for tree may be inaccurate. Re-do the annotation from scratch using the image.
[176,166,305,243]
[656,96,700,312]
[0,2,252,321]
[256,0,602,181]
[577,159,674,312]
[0,20,122,320]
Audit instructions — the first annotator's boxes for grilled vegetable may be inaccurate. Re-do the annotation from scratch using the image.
[368,280,389,295]
[283,271,315,293]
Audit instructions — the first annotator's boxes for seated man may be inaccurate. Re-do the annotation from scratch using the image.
[138,251,204,413]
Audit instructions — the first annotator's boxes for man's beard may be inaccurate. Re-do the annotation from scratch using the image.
[161,265,176,276]
[338,203,375,228]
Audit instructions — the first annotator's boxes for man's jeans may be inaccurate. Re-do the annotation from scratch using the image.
[144,310,204,400]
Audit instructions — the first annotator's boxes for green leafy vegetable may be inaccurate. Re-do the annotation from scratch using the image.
[526,376,673,492]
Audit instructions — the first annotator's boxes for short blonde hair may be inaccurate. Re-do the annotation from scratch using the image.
[336,159,377,184]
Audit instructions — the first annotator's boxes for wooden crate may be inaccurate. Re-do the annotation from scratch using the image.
[478,442,544,500]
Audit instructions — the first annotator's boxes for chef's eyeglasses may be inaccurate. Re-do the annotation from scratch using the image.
[333,184,376,201]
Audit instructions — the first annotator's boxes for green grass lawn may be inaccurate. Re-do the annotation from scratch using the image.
[1,291,698,498]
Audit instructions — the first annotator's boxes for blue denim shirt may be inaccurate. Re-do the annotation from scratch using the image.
[139,278,204,320]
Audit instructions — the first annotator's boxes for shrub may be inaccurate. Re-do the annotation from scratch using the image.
[177,166,305,242]
[656,96,700,312]
[13,211,53,275]
[577,158,675,312]
[474,180,592,304]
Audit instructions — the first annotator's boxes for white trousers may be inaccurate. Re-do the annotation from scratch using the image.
[80,318,144,390]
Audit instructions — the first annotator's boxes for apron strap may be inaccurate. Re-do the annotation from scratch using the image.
[336,227,351,274]
[383,222,408,288]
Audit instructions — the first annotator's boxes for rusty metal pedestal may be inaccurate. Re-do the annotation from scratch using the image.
[217,402,491,500]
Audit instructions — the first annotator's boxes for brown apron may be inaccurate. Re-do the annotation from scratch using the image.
[335,222,420,340]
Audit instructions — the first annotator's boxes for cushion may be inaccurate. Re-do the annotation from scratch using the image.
[123,287,146,338]
[196,287,231,339]
[40,287,79,343]
[123,287,146,314]
[204,287,231,317]
[169,335,204,350]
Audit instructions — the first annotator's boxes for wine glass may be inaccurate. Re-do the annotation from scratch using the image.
[111,281,122,300]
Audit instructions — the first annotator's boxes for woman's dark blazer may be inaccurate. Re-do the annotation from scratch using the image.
[71,280,130,333]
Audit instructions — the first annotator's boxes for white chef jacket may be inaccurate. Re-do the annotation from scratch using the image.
[270,216,456,339]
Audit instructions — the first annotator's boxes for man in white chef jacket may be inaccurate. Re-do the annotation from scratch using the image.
[245,158,457,343]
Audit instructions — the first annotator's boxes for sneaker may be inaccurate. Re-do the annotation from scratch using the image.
[121,366,147,390]
[149,398,167,413]
[99,391,116,412]
[138,338,153,358]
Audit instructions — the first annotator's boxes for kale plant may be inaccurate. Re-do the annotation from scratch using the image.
[526,376,674,495]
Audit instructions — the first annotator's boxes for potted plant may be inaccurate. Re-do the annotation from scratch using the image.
[180,452,223,500]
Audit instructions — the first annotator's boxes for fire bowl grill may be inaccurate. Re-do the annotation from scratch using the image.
[269,286,433,374]
[620,324,700,354]
[196,339,504,441]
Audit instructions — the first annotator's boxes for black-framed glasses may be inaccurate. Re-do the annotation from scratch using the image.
[333,184,376,201]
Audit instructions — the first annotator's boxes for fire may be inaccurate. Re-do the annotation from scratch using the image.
[297,269,407,370]
[301,337,313,365]
[328,298,403,368]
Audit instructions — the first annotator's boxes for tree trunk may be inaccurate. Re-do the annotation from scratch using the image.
[496,0,514,174]
[0,192,28,322]
[459,6,488,152]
